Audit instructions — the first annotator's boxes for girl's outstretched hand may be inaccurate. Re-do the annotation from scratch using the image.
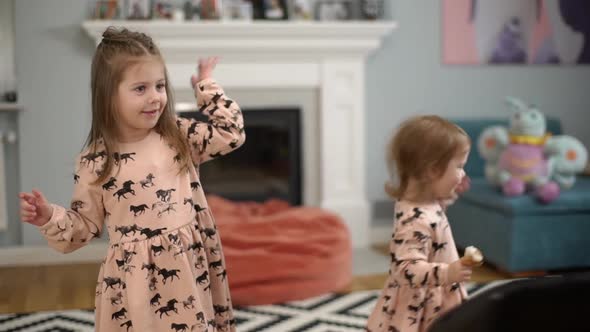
[191,56,220,88]
[19,189,53,227]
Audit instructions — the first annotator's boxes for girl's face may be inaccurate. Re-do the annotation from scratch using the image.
[115,57,167,142]
[432,148,470,200]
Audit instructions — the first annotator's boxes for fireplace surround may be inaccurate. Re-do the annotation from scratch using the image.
[82,20,396,247]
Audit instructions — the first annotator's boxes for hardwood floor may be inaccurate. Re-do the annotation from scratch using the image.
[0,245,513,314]
[0,263,100,314]
[0,263,387,314]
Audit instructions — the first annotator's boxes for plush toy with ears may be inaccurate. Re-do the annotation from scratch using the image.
[478,97,588,204]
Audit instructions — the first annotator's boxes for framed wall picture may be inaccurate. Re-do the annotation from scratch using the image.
[315,0,352,21]
[443,0,590,65]
[125,0,150,19]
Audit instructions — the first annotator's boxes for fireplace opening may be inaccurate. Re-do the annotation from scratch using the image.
[179,107,302,205]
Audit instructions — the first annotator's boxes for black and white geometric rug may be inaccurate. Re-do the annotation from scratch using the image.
[0,282,500,332]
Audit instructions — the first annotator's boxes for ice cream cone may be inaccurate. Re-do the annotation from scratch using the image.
[461,246,484,267]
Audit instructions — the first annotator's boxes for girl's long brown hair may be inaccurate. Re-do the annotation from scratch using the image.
[385,115,470,200]
[87,26,191,183]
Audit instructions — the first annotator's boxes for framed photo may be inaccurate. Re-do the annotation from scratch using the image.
[125,0,150,20]
[152,0,174,20]
[222,0,254,21]
[200,0,222,19]
[252,0,288,20]
[292,0,313,20]
[93,0,119,19]
[183,0,200,21]
[442,0,590,65]
[315,0,352,21]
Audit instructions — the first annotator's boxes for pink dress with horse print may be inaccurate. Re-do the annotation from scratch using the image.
[366,200,467,332]
[38,79,245,332]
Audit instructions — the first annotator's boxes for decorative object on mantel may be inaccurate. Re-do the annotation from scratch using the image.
[292,0,312,20]
[222,0,254,21]
[0,129,17,231]
[123,0,150,20]
[89,0,389,21]
[251,0,289,20]
[93,0,119,19]
[151,0,174,20]
[361,0,384,20]
[200,0,222,19]
[3,91,17,103]
[183,0,200,21]
[315,0,353,21]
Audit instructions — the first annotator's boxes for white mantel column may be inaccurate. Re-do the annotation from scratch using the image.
[320,60,369,248]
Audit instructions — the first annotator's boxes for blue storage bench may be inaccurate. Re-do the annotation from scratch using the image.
[447,118,590,273]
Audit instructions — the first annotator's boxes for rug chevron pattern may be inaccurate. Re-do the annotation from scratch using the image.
[0,282,492,332]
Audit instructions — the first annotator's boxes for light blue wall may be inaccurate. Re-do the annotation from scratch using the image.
[15,0,95,245]
[0,111,20,246]
[0,0,20,246]
[6,0,590,246]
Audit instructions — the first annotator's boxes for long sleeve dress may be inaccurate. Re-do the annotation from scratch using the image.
[38,78,245,332]
[366,200,467,332]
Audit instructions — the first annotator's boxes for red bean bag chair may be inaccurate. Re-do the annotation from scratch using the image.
[207,195,352,306]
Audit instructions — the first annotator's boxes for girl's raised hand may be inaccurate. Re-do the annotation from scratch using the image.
[191,56,220,89]
[19,189,53,227]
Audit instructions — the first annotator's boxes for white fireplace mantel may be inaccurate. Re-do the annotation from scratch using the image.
[82,20,397,248]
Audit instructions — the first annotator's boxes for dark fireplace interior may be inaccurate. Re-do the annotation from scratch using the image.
[179,107,302,205]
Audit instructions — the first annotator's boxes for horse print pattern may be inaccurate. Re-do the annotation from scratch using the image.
[37,79,245,331]
[366,201,467,332]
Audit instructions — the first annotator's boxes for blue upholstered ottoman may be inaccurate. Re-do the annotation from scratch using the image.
[447,118,590,273]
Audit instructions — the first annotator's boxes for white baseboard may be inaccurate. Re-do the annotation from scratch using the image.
[370,221,392,245]
[0,243,108,266]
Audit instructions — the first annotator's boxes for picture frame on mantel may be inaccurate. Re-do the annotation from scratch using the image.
[252,0,288,20]
[125,0,150,20]
[292,0,313,20]
[315,0,352,21]
[93,0,119,19]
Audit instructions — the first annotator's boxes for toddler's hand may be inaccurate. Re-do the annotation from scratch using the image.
[447,259,472,284]
[191,56,219,88]
[19,189,53,227]
[455,175,471,195]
